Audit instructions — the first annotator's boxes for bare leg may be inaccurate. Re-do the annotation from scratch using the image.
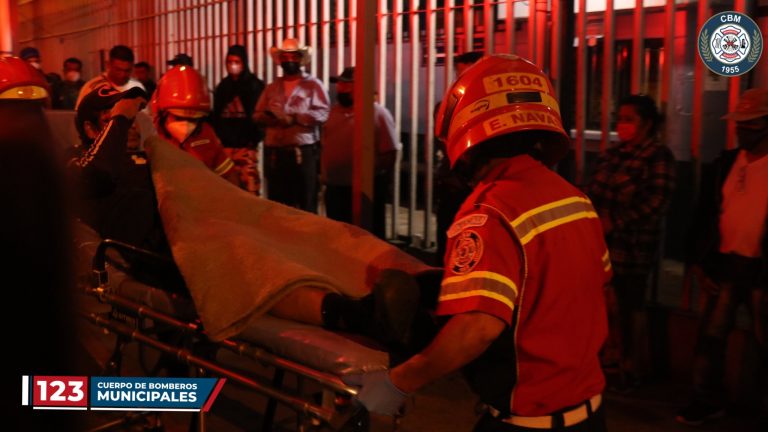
[269,286,329,326]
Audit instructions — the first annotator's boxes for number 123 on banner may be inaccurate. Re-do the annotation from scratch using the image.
[22,376,88,410]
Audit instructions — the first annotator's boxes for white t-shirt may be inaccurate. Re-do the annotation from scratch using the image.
[719,150,768,258]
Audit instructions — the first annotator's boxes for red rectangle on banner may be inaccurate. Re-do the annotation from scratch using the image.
[32,376,88,407]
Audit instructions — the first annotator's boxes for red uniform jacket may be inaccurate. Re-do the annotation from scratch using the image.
[438,155,611,416]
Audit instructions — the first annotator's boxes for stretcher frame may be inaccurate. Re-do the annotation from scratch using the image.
[80,238,378,432]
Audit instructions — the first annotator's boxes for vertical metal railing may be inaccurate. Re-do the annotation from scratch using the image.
[408,0,420,243]
[726,0,747,150]
[320,0,329,83]
[600,0,615,153]
[463,0,474,52]
[22,0,762,251]
[692,0,710,186]
[393,0,404,240]
[631,0,645,94]
[308,0,318,78]
[424,0,437,248]
[336,0,346,75]
[549,0,559,86]
[484,0,493,54]
[661,0,675,113]
[575,0,587,184]
[350,0,357,67]
[529,0,536,61]
[286,0,294,38]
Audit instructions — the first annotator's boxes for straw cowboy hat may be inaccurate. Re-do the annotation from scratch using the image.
[270,38,312,65]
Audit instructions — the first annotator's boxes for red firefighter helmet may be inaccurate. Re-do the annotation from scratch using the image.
[435,54,569,167]
[151,65,210,118]
[0,56,49,101]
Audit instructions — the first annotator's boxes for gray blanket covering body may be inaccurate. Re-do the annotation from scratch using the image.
[146,137,436,341]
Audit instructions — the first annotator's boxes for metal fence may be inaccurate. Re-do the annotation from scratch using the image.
[17,0,767,245]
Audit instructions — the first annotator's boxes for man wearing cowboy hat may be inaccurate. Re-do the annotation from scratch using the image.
[254,38,330,212]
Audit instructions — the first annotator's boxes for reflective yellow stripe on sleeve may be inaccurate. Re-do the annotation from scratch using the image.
[440,271,518,310]
[215,157,235,176]
[510,196,599,245]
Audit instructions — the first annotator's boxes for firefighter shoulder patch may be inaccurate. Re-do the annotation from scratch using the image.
[447,214,488,238]
[450,230,484,274]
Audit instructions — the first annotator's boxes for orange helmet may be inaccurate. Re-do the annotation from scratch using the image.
[435,54,569,167]
[0,56,49,101]
[151,65,210,118]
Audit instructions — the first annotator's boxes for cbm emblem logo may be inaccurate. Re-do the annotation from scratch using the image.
[698,11,762,77]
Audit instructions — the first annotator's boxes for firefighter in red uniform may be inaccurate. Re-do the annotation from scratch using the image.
[1,56,78,429]
[344,55,612,431]
[151,65,240,186]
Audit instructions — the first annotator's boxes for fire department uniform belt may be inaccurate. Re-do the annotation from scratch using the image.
[488,394,602,429]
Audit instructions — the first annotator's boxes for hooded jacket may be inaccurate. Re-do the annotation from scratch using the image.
[213,45,265,148]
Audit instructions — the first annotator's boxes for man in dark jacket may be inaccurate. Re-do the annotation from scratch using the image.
[213,44,265,194]
[70,86,169,255]
[677,88,768,427]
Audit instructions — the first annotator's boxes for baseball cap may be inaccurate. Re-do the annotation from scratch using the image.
[722,88,768,122]
[330,66,354,83]
[167,53,193,67]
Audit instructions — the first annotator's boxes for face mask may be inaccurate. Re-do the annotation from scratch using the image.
[29,61,42,70]
[616,122,638,143]
[65,71,81,82]
[165,119,198,143]
[227,63,243,76]
[281,61,301,76]
[736,126,768,152]
[337,93,353,107]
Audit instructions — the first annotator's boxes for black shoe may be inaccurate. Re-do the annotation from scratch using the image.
[675,402,725,426]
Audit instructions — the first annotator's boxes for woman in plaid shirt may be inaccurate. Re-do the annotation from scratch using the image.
[584,94,676,389]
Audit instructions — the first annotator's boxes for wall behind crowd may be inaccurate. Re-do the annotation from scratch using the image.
[18,0,767,166]
[16,0,768,252]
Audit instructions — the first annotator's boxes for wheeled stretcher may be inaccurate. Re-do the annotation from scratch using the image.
[75,136,439,431]
[76,222,398,431]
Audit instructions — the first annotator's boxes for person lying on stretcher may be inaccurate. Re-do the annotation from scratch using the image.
[68,86,438,358]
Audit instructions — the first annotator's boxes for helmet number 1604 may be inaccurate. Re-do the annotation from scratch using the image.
[484,73,546,93]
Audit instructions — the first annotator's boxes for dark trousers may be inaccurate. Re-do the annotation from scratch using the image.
[473,406,607,432]
[612,273,649,374]
[693,257,767,408]
[264,144,319,212]
[324,184,352,224]
[324,172,390,239]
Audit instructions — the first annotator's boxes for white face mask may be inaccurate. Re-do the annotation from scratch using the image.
[29,61,42,70]
[227,63,243,76]
[65,71,81,82]
[165,119,198,143]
